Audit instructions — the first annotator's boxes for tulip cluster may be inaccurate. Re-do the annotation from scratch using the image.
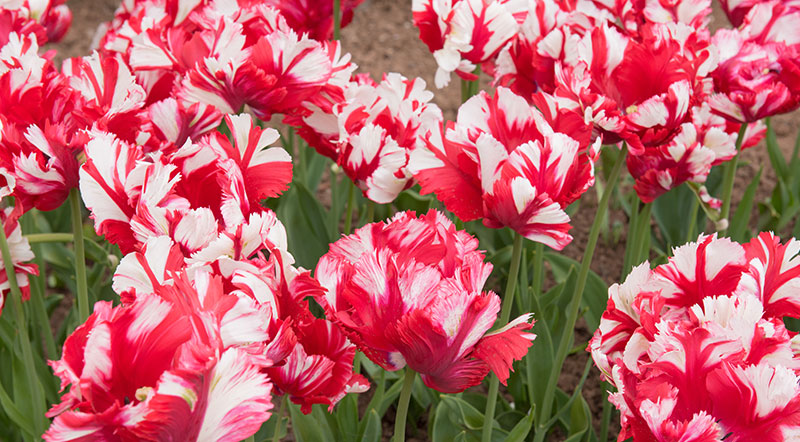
[292,72,444,203]
[0,2,540,438]
[46,110,370,438]
[410,0,800,205]
[590,232,800,440]
[410,87,599,249]
[5,0,800,438]
[0,1,401,439]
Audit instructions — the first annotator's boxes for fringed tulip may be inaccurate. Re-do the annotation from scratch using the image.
[410,87,598,249]
[315,210,535,392]
[590,233,800,440]
[335,73,442,203]
[263,0,366,41]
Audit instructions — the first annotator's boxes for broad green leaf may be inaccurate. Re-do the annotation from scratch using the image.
[336,394,360,441]
[289,403,335,442]
[527,293,556,410]
[276,185,331,268]
[412,375,436,409]
[304,149,330,192]
[505,410,534,442]
[544,253,607,330]
[395,186,435,213]
[254,408,287,441]
[377,377,405,417]
[358,409,382,442]
[0,377,35,439]
[729,167,762,242]
[563,396,592,442]
[431,397,507,442]
[766,118,789,182]
[432,400,462,442]
[652,184,702,251]
[440,396,486,431]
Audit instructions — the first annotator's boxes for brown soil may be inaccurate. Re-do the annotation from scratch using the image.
[54,0,800,441]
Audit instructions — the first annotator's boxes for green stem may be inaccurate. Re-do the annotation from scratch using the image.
[686,192,700,243]
[344,182,355,235]
[353,351,362,374]
[600,382,613,442]
[0,214,47,436]
[460,67,482,103]
[329,167,342,239]
[366,200,376,224]
[525,244,551,409]
[20,214,57,359]
[719,123,748,236]
[621,197,639,275]
[534,143,628,440]
[272,395,288,442]
[532,243,544,298]
[481,232,524,442]
[69,189,89,324]
[393,368,417,442]
[25,232,73,243]
[29,276,56,360]
[633,202,652,270]
[289,130,306,186]
[333,0,342,41]
[460,78,473,103]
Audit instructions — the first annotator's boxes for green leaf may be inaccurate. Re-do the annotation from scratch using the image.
[289,403,335,442]
[441,396,486,431]
[254,408,287,442]
[652,184,703,251]
[294,181,332,244]
[276,184,331,268]
[766,118,789,182]
[358,409,382,442]
[0,376,35,439]
[304,150,330,192]
[544,253,607,330]
[432,400,462,442]
[377,377,405,417]
[505,410,534,442]
[0,317,20,359]
[394,186,435,213]
[362,369,386,419]
[729,167,762,242]
[563,396,592,442]
[336,394,359,441]
[412,375,436,409]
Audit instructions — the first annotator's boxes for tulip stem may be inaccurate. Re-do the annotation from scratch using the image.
[366,200,375,224]
[719,123,748,236]
[534,143,628,441]
[393,368,416,442]
[333,0,342,41]
[272,395,287,442]
[481,231,524,442]
[20,213,57,360]
[344,182,355,235]
[460,67,482,103]
[532,242,544,299]
[0,214,47,437]
[525,242,548,408]
[25,232,73,243]
[70,189,89,324]
[686,192,700,243]
[600,381,613,442]
[622,202,651,278]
